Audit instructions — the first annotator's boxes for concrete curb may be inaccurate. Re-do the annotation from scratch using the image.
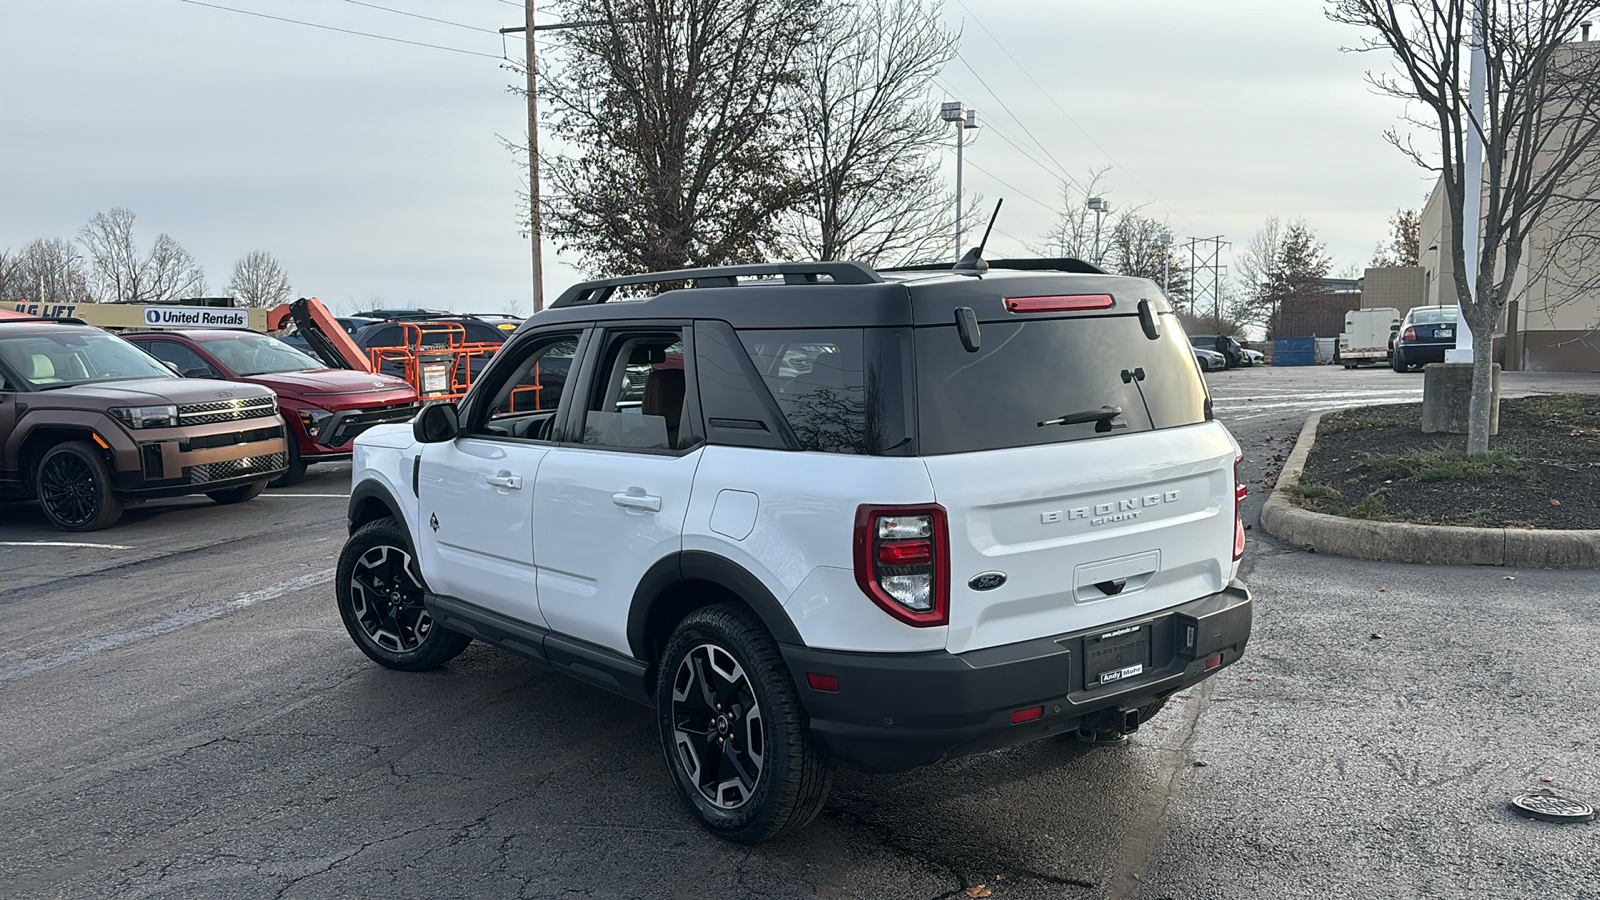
[1259,412,1600,568]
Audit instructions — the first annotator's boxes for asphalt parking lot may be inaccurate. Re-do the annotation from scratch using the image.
[2,363,1597,899]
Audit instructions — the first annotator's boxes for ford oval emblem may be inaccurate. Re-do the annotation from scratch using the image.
[968,572,1007,592]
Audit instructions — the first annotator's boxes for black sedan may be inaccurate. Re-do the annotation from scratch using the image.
[1391,306,1459,372]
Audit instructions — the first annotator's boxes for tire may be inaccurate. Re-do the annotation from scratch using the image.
[1197,358,1210,373]
[35,441,123,532]
[206,479,267,504]
[1136,697,1168,725]
[1390,350,1405,372]
[269,439,307,488]
[336,517,470,671]
[657,603,833,843]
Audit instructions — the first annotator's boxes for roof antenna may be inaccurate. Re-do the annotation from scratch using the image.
[954,198,1003,274]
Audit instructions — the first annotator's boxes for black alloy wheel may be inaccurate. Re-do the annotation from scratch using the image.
[35,441,123,532]
[335,517,470,671]
[656,604,832,843]
[670,642,766,811]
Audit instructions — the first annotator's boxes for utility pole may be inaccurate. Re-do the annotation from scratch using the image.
[501,10,642,311]
[1184,235,1229,329]
[1159,230,1172,296]
[940,102,980,258]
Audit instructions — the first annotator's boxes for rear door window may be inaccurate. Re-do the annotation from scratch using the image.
[914,315,1208,455]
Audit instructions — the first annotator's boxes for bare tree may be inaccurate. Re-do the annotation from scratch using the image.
[77,208,206,303]
[1105,212,1189,305]
[1,238,92,305]
[1033,168,1115,263]
[537,0,816,277]
[1230,217,1332,333]
[781,0,959,266]
[227,251,292,309]
[1330,0,1600,453]
[1369,207,1422,266]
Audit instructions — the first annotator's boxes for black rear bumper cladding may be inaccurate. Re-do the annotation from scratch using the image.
[781,582,1252,774]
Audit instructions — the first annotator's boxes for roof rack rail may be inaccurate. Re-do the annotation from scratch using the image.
[549,261,884,308]
[882,257,1106,275]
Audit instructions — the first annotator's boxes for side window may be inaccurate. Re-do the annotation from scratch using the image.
[468,332,581,441]
[739,329,868,455]
[693,321,789,450]
[580,330,694,452]
[143,340,218,378]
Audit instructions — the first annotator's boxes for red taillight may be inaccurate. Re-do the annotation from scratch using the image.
[1402,326,1418,342]
[854,504,950,627]
[878,540,932,566]
[1004,294,1114,313]
[806,673,840,692]
[1204,652,1223,671]
[1010,706,1044,724]
[1233,453,1246,561]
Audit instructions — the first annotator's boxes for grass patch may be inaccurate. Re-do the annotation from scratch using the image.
[1286,483,1337,502]
[1344,494,1387,519]
[1364,448,1526,482]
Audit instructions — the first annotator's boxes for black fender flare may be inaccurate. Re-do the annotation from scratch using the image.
[348,479,415,550]
[627,551,804,661]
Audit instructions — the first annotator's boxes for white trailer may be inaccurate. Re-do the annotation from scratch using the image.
[1338,307,1401,368]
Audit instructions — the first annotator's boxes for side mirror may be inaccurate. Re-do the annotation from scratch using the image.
[182,367,215,379]
[162,361,181,375]
[413,403,460,443]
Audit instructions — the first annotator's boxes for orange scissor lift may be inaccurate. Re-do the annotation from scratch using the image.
[278,299,544,409]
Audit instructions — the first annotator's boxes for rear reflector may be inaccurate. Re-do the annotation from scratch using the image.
[1010,706,1044,724]
[806,673,839,692]
[1004,294,1114,313]
[877,540,932,566]
[1203,653,1223,671]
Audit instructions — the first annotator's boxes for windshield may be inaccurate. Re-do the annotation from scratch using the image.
[0,330,176,389]
[915,315,1210,455]
[203,333,325,376]
[1409,307,1458,325]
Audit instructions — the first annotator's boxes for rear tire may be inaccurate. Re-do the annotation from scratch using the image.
[35,441,123,532]
[1390,350,1405,372]
[206,479,267,504]
[657,604,833,843]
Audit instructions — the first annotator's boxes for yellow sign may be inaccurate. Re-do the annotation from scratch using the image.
[7,301,266,332]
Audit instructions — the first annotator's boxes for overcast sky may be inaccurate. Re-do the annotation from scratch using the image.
[0,0,1436,315]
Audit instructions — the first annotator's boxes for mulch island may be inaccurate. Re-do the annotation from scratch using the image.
[1289,394,1600,530]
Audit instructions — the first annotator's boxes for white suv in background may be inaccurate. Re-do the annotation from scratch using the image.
[338,258,1253,842]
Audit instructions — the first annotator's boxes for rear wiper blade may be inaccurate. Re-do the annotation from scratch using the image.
[1038,405,1122,428]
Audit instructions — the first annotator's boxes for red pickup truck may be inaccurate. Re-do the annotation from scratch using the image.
[125,329,418,485]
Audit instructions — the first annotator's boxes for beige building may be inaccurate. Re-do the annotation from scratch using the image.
[1412,38,1600,372]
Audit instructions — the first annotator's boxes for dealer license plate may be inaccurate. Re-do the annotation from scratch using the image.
[1086,623,1150,688]
[1438,328,1454,338]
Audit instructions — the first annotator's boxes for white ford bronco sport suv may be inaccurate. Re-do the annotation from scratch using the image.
[338,257,1252,842]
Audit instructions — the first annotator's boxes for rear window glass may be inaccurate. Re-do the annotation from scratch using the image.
[737,329,911,455]
[1409,308,1458,324]
[914,315,1209,455]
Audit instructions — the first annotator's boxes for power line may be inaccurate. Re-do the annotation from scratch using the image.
[178,0,506,59]
[336,0,502,34]
[947,0,1193,229]
[950,55,1080,192]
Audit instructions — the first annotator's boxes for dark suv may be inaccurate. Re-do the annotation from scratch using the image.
[337,259,1252,842]
[0,320,287,530]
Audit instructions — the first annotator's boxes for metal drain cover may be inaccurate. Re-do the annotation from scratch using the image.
[1510,794,1595,824]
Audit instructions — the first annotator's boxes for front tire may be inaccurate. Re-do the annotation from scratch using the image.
[35,441,123,532]
[206,479,267,504]
[336,517,470,671]
[657,604,833,843]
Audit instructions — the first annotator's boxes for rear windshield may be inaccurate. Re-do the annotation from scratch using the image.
[1409,308,1458,324]
[914,315,1209,455]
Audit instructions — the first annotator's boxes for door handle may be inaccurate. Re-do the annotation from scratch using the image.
[612,491,662,512]
[485,472,522,490]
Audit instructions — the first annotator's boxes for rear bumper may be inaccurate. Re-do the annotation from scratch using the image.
[781,582,1252,773]
[1401,343,1452,364]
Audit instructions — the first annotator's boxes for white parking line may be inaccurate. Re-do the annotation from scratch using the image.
[0,568,334,684]
[0,541,132,550]
[259,493,351,498]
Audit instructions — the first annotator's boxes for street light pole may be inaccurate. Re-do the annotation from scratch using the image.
[1159,230,1172,296]
[1087,197,1110,265]
[941,102,980,258]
